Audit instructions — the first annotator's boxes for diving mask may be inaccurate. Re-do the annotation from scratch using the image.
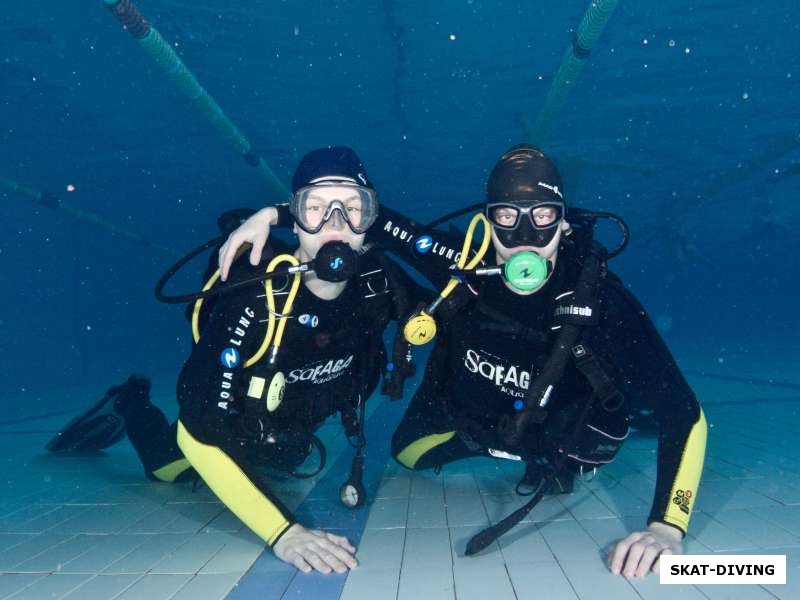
[290,180,378,235]
[486,200,564,248]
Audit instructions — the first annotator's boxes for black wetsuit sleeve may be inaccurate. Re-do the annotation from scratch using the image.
[176,252,296,546]
[367,205,473,289]
[590,278,707,536]
[276,201,446,297]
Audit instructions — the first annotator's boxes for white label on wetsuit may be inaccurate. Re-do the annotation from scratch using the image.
[286,355,354,385]
[247,376,266,399]
[382,220,462,262]
[464,348,532,398]
[488,448,522,461]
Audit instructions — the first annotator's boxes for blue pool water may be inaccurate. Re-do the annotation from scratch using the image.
[1,2,798,599]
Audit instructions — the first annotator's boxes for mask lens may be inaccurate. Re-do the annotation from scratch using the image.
[528,204,562,229]
[291,183,378,234]
[488,205,521,229]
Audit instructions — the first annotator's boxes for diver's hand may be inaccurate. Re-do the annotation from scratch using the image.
[607,521,683,578]
[218,206,278,281]
[273,523,358,574]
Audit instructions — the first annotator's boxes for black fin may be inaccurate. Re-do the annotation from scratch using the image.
[45,376,149,452]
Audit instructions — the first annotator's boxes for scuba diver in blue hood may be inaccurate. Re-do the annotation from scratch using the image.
[47,146,428,575]
[220,144,708,579]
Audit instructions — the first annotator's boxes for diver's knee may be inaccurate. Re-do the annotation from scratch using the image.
[392,450,418,470]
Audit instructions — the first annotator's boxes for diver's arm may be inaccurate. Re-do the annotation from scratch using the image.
[176,274,357,572]
[597,280,707,536]
[175,419,294,543]
[176,274,297,542]
[218,203,475,288]
[367,204,471,288]
[175,419,356,573]
[594,280,705,576]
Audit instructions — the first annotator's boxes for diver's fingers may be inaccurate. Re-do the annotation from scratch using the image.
[313,540,355,573]
[635,543,663,578]
[622,539,648,578]
[652,547,674,574]
[302,547,333,574]
[324,532,356,553]
[219,232,244,281]
[217,239,230,282]
[317,537,357,570]
[287,551,313,574]
[249,231,266,266]
[609,532,643,575]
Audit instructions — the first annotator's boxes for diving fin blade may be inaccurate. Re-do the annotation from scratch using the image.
[45,376,149,452]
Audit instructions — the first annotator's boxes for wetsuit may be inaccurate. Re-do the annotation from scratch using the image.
[124,240,425,547]
[352,204,706,537]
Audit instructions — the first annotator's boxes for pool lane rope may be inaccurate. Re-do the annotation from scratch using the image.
[0,174,177,254]
[103,0,288,200]
[528,0,620,146]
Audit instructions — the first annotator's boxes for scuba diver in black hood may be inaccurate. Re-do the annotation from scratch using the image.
[220,144,707,579]
[47,146,427,575]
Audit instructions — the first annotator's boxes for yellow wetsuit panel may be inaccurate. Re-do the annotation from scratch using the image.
[176,420,291,546]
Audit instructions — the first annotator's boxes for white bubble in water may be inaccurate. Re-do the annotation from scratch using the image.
[449,34,456,41]
[742,92,749,100]
[668,40,676,47]
[66,184,76,192]
[685,47,691,54]
[293,26,300,36]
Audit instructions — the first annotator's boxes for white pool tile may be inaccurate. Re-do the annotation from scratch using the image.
[3,573,92,600]
[113,573,191,600]
[0,573,47,599]
[364,497,408,530]
[445,493,488,527]
[401,527,452,570]
[690,512,761,551]
[149,532,229,574]
[408,495,447,528]
[397,564,455,600]
[452,561,516,600]
[0,533,72,571]
[409,473,444,499]
[13,534,102,572]
[102,533,191,574]
[506,561,578,600]
[443,473,479,497]
[58,534,149,573]
[354,528,405,570]
[340,566,401,600]
[711,508,800,548]
[169,573,240,600]
[198,531,264,574]
[60,574,141,600]
[376,475,412,499]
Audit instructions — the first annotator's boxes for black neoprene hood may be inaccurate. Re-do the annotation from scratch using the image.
[486,144,565,207]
